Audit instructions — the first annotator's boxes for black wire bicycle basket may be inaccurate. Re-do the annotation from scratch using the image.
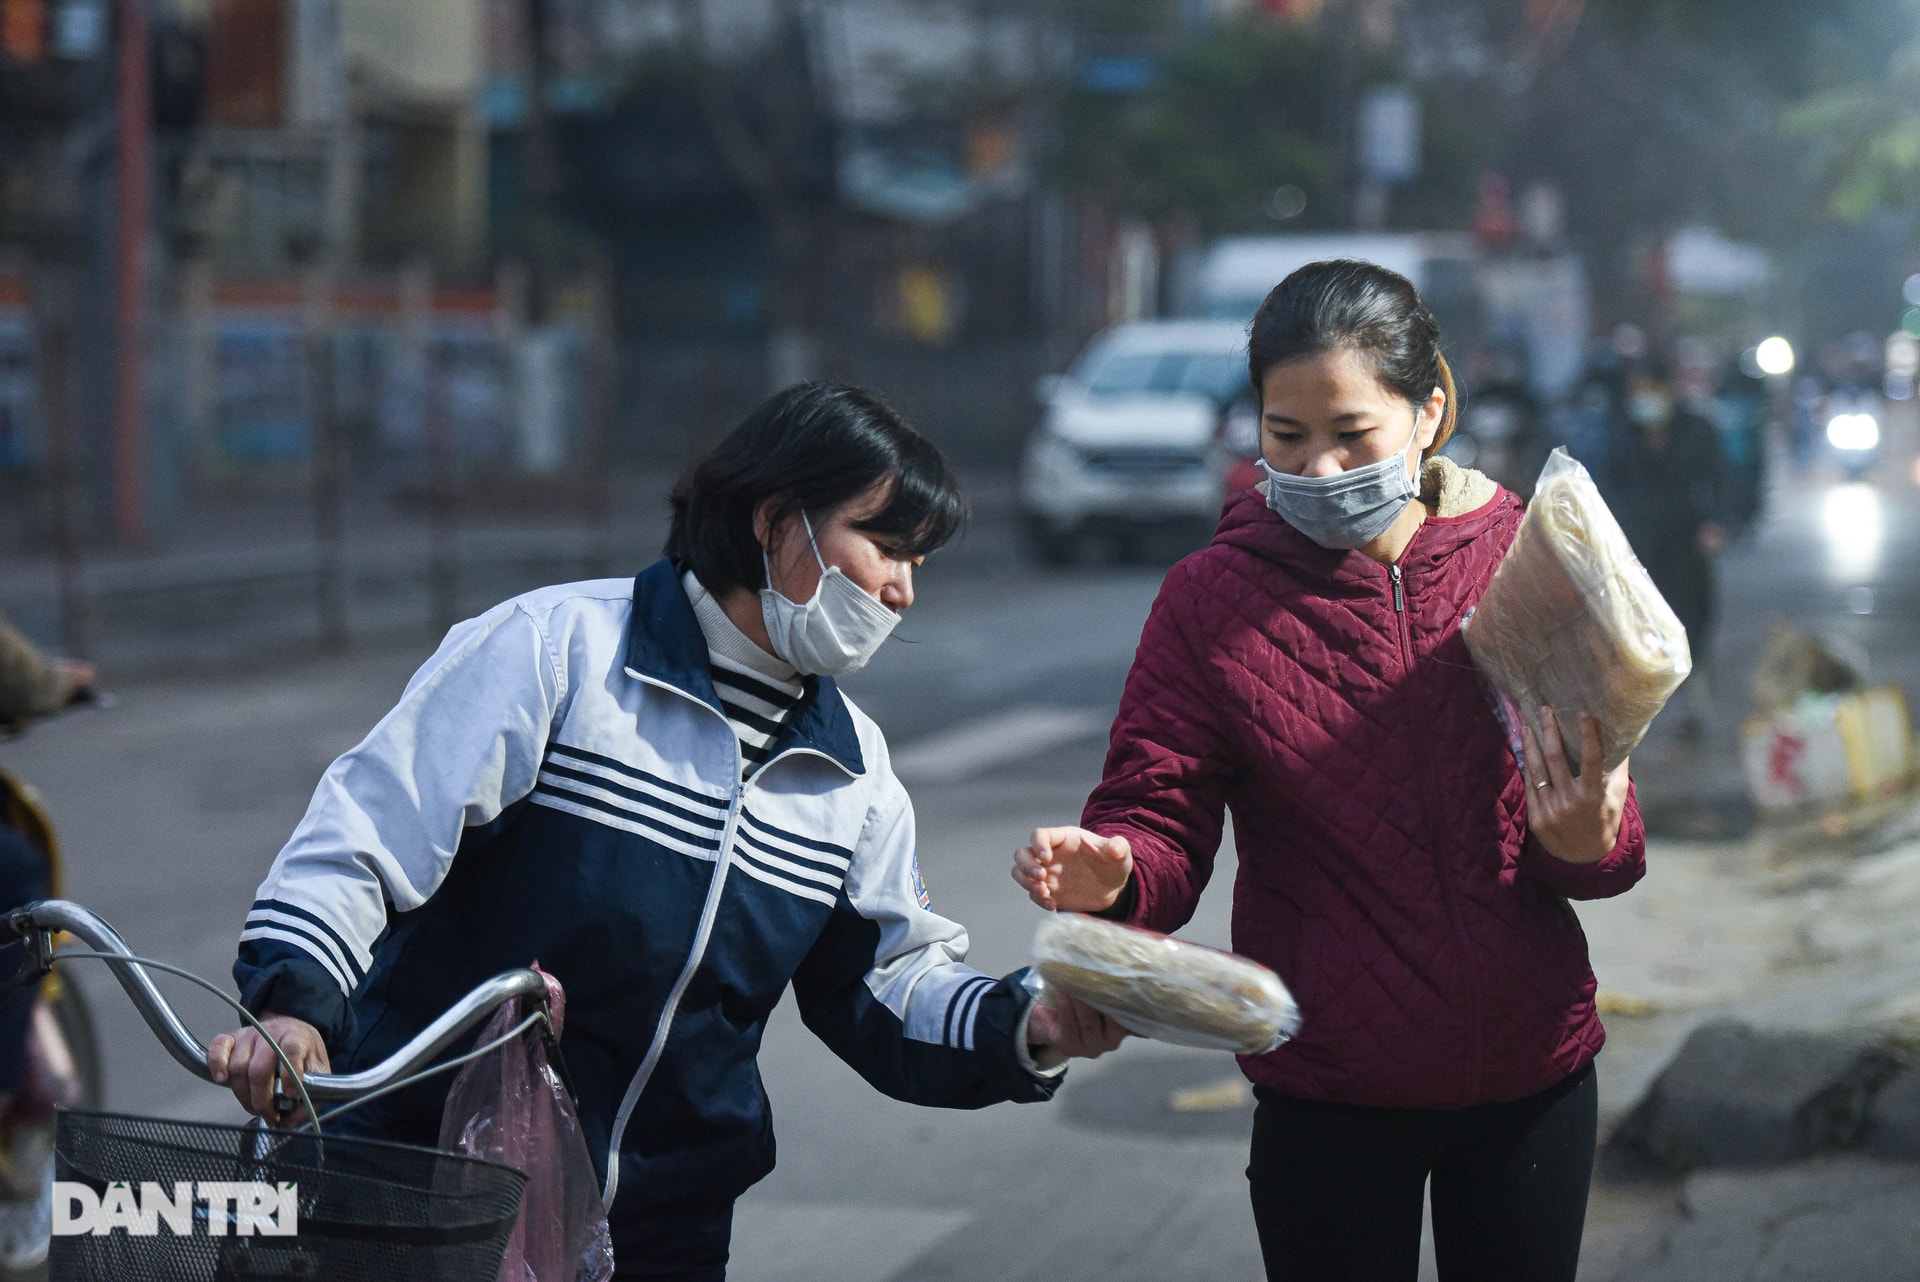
[52,1110,527,1282]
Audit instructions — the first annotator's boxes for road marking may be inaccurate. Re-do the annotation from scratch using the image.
[890,706,1109,783]
[729,1202,970,1282]
[1167,1076,1252,1113]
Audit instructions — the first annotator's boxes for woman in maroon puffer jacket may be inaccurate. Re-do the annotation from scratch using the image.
[1013,260,1646,1282]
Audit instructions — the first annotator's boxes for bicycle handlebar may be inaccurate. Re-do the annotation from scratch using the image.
[2,899,547,1102]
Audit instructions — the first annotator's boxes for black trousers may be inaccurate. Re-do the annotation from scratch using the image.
[612,1201,732,1281]
[1247,1064,1597,1282]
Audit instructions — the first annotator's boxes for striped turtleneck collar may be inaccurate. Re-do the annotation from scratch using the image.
[682,570,806,774]
[681,571,800,685]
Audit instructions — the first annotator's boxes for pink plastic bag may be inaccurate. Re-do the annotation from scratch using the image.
[439,964,616,1282]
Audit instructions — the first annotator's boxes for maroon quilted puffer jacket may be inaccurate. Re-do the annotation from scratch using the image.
[1083,481,1646,1110]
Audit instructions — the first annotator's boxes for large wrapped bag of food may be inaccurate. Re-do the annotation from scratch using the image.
[1462,448,1691,774]
[1031,913,1301,1055]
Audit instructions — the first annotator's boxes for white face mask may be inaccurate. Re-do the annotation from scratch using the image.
[760,513,900,676]
[1260,408,1424,550]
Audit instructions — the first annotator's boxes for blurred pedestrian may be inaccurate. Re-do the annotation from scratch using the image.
[1453,341,1552,500]
[0,617,91,730]
[1790,372,1824,463]
[1013,261,1646,1282]
[1598,364,1729,740]
[0,616,91,1267]
[1709,365,1769,533]
[1561,362,1622,473]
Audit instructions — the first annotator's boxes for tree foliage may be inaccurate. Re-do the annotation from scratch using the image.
[1781,17,1920,223]
[1588,0,1906,95]
[1055,20,1336,232]
[1045,0,1900,243]
[1593,0,1920,225]
[1787,51,1920,221]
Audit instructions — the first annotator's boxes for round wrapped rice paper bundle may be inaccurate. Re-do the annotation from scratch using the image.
[1031,912,1301,1055]
[1464,449,1691,774]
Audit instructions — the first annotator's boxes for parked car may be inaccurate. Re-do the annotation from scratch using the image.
[1017,320,1250,562]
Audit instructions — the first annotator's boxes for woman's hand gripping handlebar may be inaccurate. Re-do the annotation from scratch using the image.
[208,1015,331,1126]
[1,898,549,1128]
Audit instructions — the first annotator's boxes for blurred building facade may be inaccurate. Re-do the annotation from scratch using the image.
[492,0,1082,464]
[0,0,605,550]
[177,0,489,268]
[2,0,1115,549]
[6,0,1655,545]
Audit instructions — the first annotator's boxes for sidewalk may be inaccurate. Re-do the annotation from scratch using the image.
[1567,791,1920,1280]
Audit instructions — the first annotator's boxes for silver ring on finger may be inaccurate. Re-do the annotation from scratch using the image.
[1534,779,1551,791]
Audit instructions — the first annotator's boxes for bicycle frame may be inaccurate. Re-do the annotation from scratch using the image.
[1,898,548,1103]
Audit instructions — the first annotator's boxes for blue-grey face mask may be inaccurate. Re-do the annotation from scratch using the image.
[1259,410,1424,550]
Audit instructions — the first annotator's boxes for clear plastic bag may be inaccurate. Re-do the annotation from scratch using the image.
[1462,448,1692,774]
[438,964,616,1282]
[1031,913,1301,1055]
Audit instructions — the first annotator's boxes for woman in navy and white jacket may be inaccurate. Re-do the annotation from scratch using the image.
[206,383,1125,1280]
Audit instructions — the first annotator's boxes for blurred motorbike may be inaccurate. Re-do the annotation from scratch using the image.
[1822,390,1882,481]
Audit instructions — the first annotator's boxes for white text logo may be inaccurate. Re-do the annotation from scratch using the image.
[52,1181,299,1237]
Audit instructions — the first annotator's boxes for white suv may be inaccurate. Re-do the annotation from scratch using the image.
[1017,319,1250,561]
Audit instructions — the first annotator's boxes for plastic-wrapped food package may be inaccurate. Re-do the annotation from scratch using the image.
[1031,913,1301,1055]
[1463,449,1691,774]
[439,965,616,1282]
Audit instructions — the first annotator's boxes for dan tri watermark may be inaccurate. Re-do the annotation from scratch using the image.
[53,1181,299,1237]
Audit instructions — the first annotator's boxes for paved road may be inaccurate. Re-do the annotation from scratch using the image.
[5,427,1920,1280]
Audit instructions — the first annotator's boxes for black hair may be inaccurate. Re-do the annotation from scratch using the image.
[1246,259,1460,456]
[665,382,967,594]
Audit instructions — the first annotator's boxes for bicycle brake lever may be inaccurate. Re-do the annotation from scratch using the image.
[0,917,54,1001]
[0,909,53,967]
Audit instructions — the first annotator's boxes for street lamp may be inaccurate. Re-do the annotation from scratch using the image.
[1755,336,1796,377]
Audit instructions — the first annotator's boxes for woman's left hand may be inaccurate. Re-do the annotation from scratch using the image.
[1522,707,1630,866]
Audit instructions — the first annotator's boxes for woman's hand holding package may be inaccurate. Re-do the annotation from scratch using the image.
[1522,708,1631,866]
[1012,826,1133,913]
[1024,988,1130,1069]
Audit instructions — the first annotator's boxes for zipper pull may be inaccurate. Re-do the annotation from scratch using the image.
[1389,564,1406,613]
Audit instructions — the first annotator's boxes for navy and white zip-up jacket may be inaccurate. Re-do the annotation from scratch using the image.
[232,560,1057,1223]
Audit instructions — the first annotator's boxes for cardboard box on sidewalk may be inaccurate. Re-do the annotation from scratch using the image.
[1741,685,1917,811]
